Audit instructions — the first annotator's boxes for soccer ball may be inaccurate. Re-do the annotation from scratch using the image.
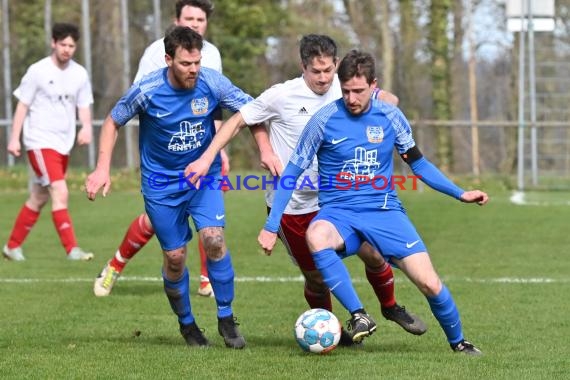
[294,308,341,354]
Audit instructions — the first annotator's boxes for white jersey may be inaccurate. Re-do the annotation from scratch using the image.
[14,56,93,155]
[134,37,222,82]
[240,75,341,214]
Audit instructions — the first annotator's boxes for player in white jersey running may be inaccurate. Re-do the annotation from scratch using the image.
[3,22,94,262]
[94,0,227,298]
[186,34,427,344]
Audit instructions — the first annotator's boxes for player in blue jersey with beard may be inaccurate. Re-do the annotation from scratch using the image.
[188,49,488,353]
[85,26,249,349]
[257,50,488,354]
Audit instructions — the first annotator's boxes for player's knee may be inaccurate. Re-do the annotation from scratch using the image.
[50,184,70,206]
[28,192,49,209]
[305,222,332,251]
[417,277,442,297]
[164,248,186,272]
[201,232,226,260]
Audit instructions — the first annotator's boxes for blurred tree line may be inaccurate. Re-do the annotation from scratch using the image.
[2,0,570,178]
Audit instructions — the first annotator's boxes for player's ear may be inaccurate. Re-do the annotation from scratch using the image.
[165,54,173,67]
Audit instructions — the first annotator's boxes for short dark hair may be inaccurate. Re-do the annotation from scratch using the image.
[52,23,80,42]
[299,34,337,67]
[337,50,376,84]
[164,26,203,58]
[176,0,214,19]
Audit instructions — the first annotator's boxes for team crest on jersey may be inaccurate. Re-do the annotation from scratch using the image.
[191,97,209,115]
[366,126,384,143]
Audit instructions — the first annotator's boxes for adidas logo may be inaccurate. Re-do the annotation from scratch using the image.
[298,107,308,114]
[59,222,71,230]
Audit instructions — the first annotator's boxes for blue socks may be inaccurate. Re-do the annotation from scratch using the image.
[208,251,234,319]
[163,267,194,326]
[312,249,363,313]
[427,285,463,344]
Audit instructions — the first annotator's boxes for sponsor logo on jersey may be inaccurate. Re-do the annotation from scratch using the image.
[366,126,384,143]
[298,106,308,114]
[168,121,205,152]
[191,97,209,115]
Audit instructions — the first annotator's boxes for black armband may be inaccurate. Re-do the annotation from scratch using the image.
[212,106,223,122]
[400,146,423,164]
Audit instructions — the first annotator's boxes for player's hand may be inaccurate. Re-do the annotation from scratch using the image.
[85,169,111,201]
[260,151,283,177]
[184,157,212,188]
[258,229,278,256]
[460,190,489,205]
[7,139,21,157]
[76,127,93,146]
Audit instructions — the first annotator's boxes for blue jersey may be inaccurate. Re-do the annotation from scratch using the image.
[290,99,415,209]
[111,67,252,199]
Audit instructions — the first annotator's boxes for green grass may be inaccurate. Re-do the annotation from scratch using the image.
[0,169,569,379]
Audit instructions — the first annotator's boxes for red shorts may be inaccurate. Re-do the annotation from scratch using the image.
[268,207,318,271]
[27,149,69,186]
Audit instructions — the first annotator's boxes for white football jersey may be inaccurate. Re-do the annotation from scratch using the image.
[14,57,93,155]
[240,75,341,214]
[134,37,222,82]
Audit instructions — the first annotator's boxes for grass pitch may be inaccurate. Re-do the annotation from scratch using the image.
[0,169,568,379]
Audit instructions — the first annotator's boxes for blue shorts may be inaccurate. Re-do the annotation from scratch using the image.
[144,189,225,251]
[311,205,427,264]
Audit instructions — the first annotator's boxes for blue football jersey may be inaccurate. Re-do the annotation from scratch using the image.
[111,67,252,198]
[289,99,416,209]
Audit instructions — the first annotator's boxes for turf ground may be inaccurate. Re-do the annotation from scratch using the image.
[0,169,568,379]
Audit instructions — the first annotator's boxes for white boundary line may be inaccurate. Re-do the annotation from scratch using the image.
[0,275,568,284]
[510,190,570,206]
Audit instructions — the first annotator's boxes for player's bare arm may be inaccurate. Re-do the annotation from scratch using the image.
[76,106,93,145]
[184,111,249,181]
[249,123,283,176]
[85,114,120,200]
[7,101,29,157]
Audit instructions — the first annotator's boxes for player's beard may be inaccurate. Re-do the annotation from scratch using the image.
[172,70,197,90]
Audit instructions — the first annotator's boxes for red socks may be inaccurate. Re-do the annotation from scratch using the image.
[7,205,40,248]
[366,262,396,308]
[112,214,154,271]
[51,209,77,254]
[304,284,333,311]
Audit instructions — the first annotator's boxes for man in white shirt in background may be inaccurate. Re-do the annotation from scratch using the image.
[4,22,94,262]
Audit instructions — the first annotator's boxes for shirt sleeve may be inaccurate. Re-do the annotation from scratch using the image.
[239,85,280,125]
[134,39,165,83]
[76,68,94,108]
[13,65,38,105]
[207,70,254,112]
[110,83,146,126]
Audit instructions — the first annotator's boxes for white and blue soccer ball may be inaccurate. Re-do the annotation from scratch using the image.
[294,308,341,354]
